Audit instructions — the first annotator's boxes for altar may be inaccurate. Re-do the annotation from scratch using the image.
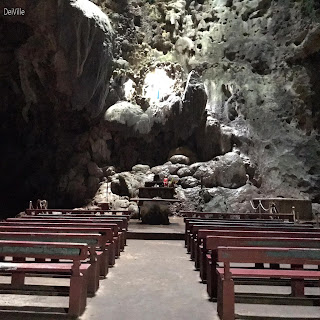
[130,198,181,225]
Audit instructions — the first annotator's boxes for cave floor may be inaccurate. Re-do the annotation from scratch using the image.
[127,216,185,239]
[0,240,319,319]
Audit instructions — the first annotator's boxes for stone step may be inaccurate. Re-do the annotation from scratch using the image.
[127,231,184,240]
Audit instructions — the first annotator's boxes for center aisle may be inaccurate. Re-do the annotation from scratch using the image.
[80,240,218,320]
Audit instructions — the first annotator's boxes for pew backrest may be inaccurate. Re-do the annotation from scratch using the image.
[0,232,103,247]
[0,240,88,261]
[218,246,320,265]
[207,236,320,252]
[0,226,114,242]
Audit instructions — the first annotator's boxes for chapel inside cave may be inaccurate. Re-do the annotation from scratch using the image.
[0,0,320,219]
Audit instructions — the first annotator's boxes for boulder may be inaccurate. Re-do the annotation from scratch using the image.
[177,166,193,177]
[168,163,186,175]
[215,152,247,188]
[132,164,151,174]
[111,170,153,197]
[201,184,261,213]
[151,164,171,177]
[180,176,199,188]
[169,154,190,165]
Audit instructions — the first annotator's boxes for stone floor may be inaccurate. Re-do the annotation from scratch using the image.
[81,240,218,320]
[128,216,185,234]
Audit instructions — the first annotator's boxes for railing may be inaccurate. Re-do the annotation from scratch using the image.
[250,200,298,223]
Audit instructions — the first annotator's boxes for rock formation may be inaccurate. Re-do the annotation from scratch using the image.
[0,0,319,217]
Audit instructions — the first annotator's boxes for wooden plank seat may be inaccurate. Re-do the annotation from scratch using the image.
[0,231,108,279]
[198,229,320,282]
[184,219,311,250]
[187,223,316,260]
[24,214,130,247]
[23,214,130,229]
[190,222,317,266]
[25,208,129,216]
[185,219,294,249]
[28,214,130,245]
[6,217,127,250]
[184,217,295,245]
[0,226,115,268]
[216,247,320,320]
[181,211,295,221]
[188,222,317,273]
[0,240,90,317]
[187,221,316,255]
[206,236,320,300]
[0,221,122,259]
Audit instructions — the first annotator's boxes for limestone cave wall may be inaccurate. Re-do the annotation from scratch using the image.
[0,0,319,216]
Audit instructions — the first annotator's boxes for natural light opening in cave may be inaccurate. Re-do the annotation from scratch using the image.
[124,78,135,100]
[142,68,175,105]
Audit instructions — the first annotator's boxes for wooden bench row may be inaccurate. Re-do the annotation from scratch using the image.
[184,214,320,320]
[25,208,129,215]
[181,210,295,221]
[0,210,130,317]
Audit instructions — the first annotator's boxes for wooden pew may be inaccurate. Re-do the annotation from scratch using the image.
[0,221,122,258]
[181,211,295,221]
[198,229,320,282]
[188,223,315,259]
[184,218,298,247]
[184,218,313,242]
[0,240,90,317]
[6,217,127,250]
[29,214,130,246]
[0,225,115,268]
[22,214,130,230]
[216,247,320,320]
[184,217,293,245]
[184,218,310,249]
[206,236,320,300]
[25,208,129,216]
[190,222,317,266]
[0,231,106,283]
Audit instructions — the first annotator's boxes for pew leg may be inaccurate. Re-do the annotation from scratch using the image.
[207,260,218,299]
[108,243,115,266]
[217,275,235,320]
[185,231,187,248]
[195,241,200,270]
[114,238,120,258]
[187,234,191,253]
[191,239,196,261]
[291,264,304,297]
[100,249,109,277]
[119,232,124,252]
[121,232,125,251]
[207,260,213,298]
[87,260,99,295]
[11,271,25,288]
[69,273,87,317]
[291,280,305,297]
[199,250,206,282]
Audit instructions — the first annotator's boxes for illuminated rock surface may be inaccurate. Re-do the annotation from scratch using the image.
[0,0,320,215]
